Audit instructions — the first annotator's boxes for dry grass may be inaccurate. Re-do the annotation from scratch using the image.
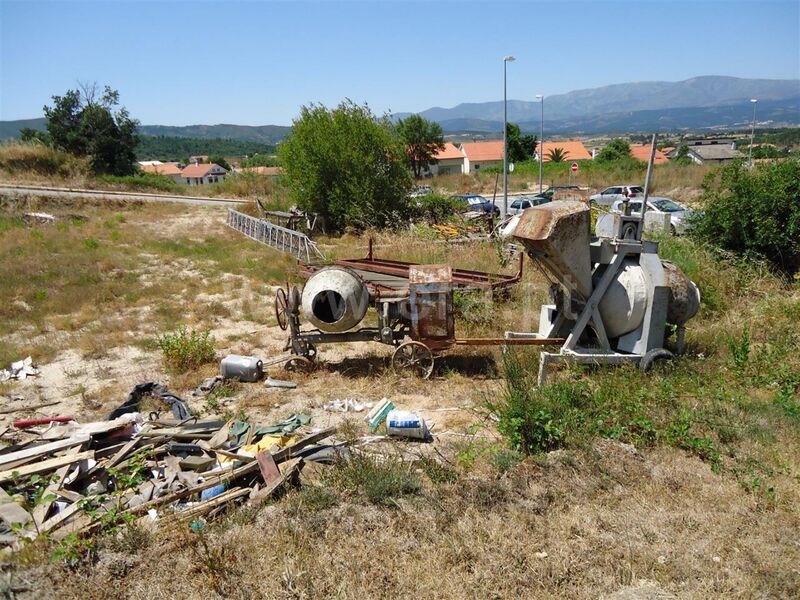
[1,189,798,599]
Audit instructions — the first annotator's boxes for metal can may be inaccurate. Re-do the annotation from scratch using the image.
[220,354,263,382]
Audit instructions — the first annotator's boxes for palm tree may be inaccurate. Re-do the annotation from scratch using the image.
[546,147,568,163]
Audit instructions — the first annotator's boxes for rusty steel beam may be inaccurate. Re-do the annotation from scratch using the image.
[454,337,564,346]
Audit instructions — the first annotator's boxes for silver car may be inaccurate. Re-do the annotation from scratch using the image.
[611,197,695,235]
[590,184,644,207]
[507,195,550,215]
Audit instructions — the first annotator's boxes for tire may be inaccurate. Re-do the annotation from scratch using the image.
[639,348,674,373]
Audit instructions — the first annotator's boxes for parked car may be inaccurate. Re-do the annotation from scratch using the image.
[540,185,581,201]
[611,197,695,235]
[507,194,550,215]
[452,194,501,216]
[590,184,644,207]
[408,185,433,199]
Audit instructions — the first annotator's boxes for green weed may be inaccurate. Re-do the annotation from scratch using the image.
[157,326,216,372]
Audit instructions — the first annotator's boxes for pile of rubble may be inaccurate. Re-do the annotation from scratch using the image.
[0,384,338,549]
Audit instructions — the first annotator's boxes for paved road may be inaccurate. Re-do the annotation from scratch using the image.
[0,183,244,208]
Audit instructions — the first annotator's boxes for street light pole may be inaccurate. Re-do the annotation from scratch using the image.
[748,98,758,169]
[536,94,544,194]
[503,55,515,217]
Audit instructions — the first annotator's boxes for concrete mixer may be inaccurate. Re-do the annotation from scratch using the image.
[503,199,700,385]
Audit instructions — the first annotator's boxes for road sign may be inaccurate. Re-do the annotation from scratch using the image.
[571,162,579,173]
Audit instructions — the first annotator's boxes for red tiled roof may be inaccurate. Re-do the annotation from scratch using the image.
[141,163,182,176]
[460,141,505,162]
[434,142,465,161]
[537,140,592,162]
[182,163,227,177]
[630,144,669,164]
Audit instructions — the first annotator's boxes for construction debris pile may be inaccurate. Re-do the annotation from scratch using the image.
[0,386,338,550]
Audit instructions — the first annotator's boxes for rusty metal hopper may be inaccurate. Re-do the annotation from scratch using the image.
[512,200,593,298]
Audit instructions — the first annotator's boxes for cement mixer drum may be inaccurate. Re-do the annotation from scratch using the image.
[301,266,369,333]
[597,259,649,338]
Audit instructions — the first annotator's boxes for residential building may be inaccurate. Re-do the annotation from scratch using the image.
[459,141,504,173]
[426,143,465,175]
[140,162,184,183]
[666,139,743,164]
[536,140,592,162]
[182,163,228,185]
[629,144,669,164]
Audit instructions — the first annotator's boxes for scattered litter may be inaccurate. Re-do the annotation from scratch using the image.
[220,354,263,382]
[385,410,430,440]
[265,377,297,389]
[23,212,55,225]
[534,551,549,559]
[13,416,74,429]
[0,357,39,382]
[323,398,373,412]
[108,382,191,421]
[365,398,394,431]
[193,376,224,397]
[0,400,337,549]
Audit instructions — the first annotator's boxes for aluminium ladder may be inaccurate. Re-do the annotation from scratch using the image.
[226,209,324,263]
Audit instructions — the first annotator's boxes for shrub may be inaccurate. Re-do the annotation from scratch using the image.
[413,192,463,223]
[96,172,178,192]
[488,351,590,454]
[692,158,800,276]
[157,326,216,372]
[0,141,87,177]
[324,451,420,506]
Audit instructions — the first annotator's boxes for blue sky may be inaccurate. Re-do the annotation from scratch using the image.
[1,0,798,125]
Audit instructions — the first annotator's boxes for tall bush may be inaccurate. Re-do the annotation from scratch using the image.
[692,158,800,276]
[279,100,412,232]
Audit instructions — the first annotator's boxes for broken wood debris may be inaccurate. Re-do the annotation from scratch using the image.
[0,408,337,548]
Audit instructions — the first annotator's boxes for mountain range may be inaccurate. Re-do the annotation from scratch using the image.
[1,76,797,142]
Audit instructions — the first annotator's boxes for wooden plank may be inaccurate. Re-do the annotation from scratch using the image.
[256,451,281,486]
[80,428,335,535]
[31,447,82,527]
[39,500,83,534]
[0,436,90,469]
[250,458,302,505]
[0,450,94,483]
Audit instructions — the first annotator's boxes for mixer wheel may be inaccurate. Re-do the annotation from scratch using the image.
[639,348,674,373]
[284,356,315,374]
[392,341,434,379]
[275,287,289,331]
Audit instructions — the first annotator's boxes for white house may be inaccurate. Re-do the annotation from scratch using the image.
[140,162,184,183]
[667,139,744,165]
[182,163,228,185]
[424,142,466,175]
[459,141,504,173]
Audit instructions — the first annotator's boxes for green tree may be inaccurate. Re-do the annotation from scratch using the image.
[692,158,800,276]
[279,100,412,232]
[505,122,535,163]
[595,138,632,163]
[43,83,139,175]
[546,147,567,163]
[19,128,51,145]
[672,143,692,166]
[208,155,231,170]
[395,114,445,178]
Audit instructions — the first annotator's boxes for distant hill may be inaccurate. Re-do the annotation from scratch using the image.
[0,118,290,145]
[396,76,800,123]
[2,75,797,144]
[437,96,800,136]
[138,123,290,144]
